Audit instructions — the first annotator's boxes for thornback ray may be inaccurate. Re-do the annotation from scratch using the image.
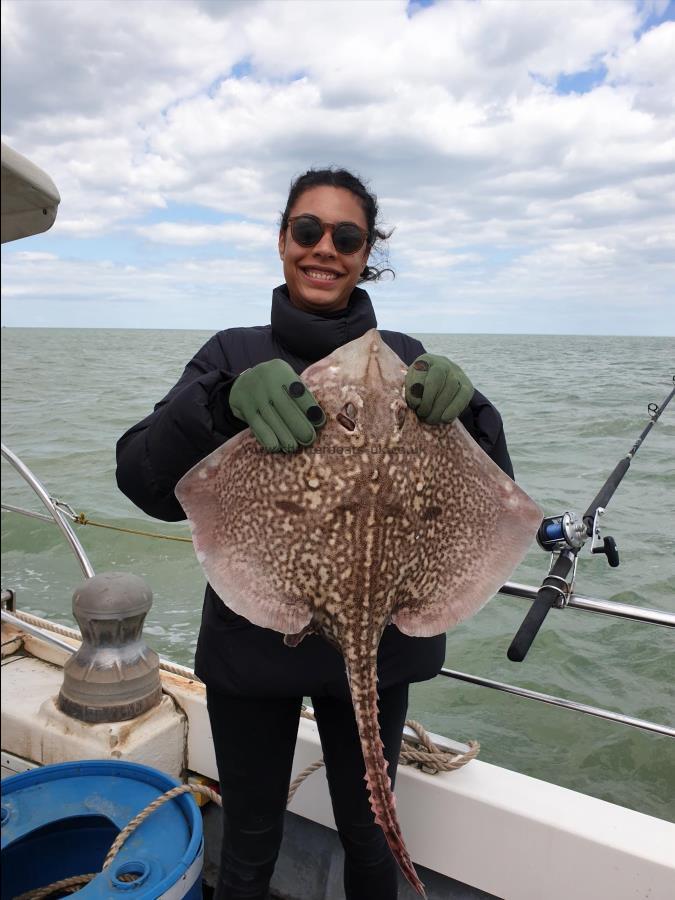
[176,329,542,897]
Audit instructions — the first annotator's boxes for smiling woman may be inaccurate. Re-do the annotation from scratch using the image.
[115,165,512,900]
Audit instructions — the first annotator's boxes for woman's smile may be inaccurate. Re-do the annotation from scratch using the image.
[300,266,343,284]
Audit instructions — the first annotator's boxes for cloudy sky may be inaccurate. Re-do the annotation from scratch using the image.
[1,0,674,334]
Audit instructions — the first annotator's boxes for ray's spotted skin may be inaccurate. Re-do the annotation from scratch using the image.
[176,330,542,897]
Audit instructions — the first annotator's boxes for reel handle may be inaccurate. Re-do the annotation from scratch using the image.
[592,535,620,567]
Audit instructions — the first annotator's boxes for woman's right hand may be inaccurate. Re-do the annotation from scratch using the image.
[229,360,326,452]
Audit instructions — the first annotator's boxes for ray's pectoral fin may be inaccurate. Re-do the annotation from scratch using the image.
[392,474,542,638]
[175,446,314,635]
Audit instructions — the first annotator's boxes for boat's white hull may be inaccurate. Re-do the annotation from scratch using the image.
[2,620,673,900]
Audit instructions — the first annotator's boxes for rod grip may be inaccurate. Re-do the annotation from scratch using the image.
[507,552,576,662]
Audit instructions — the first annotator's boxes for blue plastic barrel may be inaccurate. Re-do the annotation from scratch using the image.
[1,760,203,899]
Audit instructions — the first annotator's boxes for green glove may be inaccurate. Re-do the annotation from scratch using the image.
[229,359,326,452]
[405,353,473,425]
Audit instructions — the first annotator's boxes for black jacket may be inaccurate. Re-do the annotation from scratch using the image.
[116,285,513,698]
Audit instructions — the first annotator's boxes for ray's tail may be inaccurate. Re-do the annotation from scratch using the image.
[346,660,426,898]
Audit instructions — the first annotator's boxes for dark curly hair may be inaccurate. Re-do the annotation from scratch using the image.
[280,168,394,283]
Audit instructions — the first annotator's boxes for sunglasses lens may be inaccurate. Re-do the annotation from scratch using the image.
[291,217,323,247]
[289,216,366,254]
[333,224,366,254]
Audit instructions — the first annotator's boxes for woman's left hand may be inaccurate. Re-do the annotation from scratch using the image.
[404,354,474,424]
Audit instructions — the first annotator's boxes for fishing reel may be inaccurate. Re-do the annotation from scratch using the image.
[537,511,586,552]
[537,509,620,567]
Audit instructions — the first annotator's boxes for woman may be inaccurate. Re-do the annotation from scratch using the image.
[116,168,513,900]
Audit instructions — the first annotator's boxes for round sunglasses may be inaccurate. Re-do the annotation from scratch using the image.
[287,214,370,255]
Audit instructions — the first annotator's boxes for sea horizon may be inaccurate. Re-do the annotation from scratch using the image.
[1,324,672,339]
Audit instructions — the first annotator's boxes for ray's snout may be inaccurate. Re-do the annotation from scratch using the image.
[355,329,407,387]
[300,329,407,394]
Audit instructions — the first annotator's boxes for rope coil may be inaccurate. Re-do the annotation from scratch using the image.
[401,719,480,774]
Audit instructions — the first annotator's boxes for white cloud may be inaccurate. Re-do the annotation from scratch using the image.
[136,221,276,246]
[1,0,674,333]
[0,250,280,326]
[607,19,675,86]
[12,251,58,262]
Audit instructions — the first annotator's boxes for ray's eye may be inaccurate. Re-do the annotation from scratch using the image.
[336,402,357,431]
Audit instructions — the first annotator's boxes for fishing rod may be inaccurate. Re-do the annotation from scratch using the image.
[508,375,675,663]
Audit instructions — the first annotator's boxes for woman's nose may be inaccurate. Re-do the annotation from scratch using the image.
[313,228,337,255]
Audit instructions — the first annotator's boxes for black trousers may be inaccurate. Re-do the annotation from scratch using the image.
[206,683,409,900]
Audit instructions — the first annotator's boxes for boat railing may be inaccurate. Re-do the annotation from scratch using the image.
[498,580,674,628]
[2,442,674,739]
[2,442,94,579]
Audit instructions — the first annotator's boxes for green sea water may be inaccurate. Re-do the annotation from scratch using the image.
[2,328,674,821]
